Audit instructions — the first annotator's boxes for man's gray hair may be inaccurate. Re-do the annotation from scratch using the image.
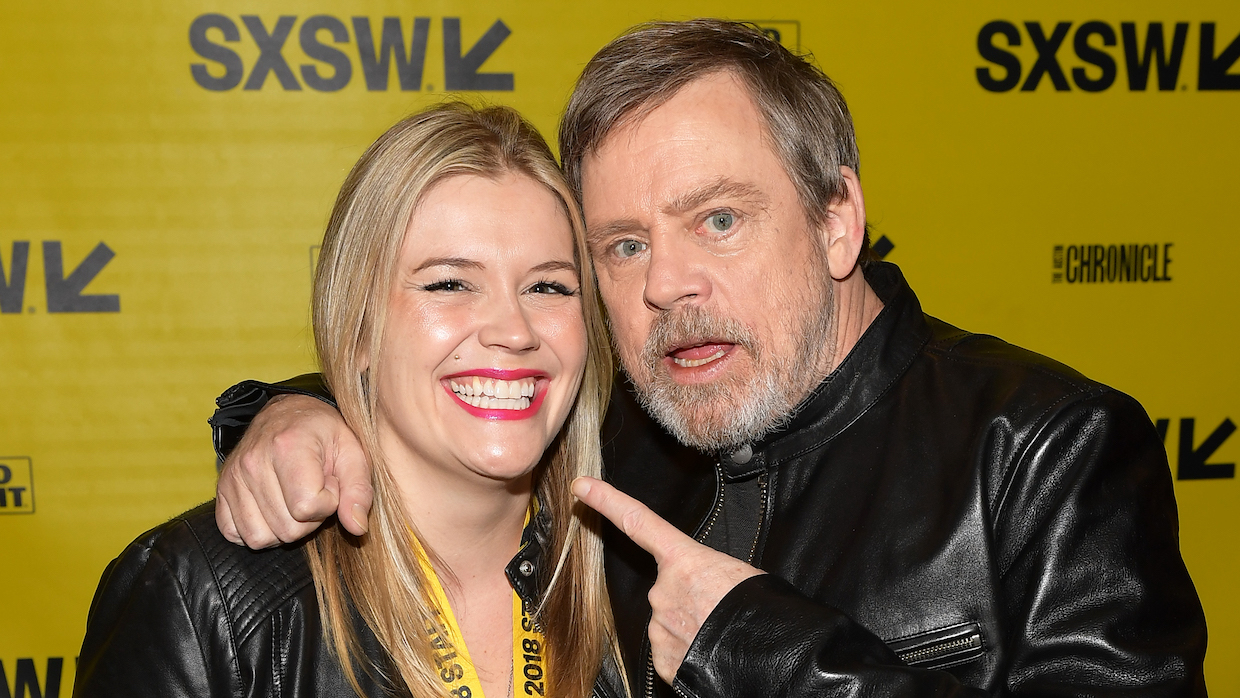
[559,18,869,256]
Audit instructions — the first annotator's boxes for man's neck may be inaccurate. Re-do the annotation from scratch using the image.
[826,271,884,375]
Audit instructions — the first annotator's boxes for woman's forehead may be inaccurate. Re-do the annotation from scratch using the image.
[402,172,577,268]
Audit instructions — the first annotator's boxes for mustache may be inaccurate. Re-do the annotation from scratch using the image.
[640,306,759,366]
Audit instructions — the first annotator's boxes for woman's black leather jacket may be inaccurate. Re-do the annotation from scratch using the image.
[74,501,626,697]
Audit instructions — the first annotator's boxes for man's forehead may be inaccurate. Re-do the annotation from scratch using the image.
[588,71,763,162]
[580,73,784,218]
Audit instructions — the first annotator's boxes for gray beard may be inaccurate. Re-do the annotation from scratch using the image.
[621,277,835,452]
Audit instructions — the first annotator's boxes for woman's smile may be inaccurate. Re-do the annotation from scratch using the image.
[443,369,549,419]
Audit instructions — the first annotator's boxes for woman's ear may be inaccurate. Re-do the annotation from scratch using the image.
[819,166,867,281]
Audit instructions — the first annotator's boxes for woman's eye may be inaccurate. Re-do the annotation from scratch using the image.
[613,239,647,258]
[423,279,467,292]
[705,212,735,233]
[529,281,576,296]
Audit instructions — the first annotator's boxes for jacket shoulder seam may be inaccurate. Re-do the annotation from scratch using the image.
[180,514,315,650]
[174,516,249,691]
[146,522,247,694]
[989,385,1122,578]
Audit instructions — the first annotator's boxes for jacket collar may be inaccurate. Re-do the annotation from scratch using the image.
[505,498,550,604]
[719,262,932,479]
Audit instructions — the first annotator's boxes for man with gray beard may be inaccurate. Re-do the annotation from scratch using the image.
[209,20,1206,698]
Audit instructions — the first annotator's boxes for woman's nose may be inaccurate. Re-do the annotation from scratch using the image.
[476,293,539,352]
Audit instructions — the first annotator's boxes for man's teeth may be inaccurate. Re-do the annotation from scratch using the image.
[449,377,536,410]
[672,349,727,368]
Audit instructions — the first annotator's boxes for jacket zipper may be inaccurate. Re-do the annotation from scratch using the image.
[644,466,770,698]
[644,463,727,698]
[896,630,982,665]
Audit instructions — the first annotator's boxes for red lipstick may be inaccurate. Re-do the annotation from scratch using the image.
[441,369,548,420]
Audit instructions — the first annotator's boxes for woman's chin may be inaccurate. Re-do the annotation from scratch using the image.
[455,449,544,485]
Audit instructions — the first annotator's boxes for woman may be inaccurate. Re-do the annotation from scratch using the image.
[75,104,624,698]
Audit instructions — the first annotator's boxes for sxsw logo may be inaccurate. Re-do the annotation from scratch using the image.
[0,241,119,313]
[977,21,1240,91]
[0,457,34,514]
[1157,417,1235,480]
[190,14,513,92]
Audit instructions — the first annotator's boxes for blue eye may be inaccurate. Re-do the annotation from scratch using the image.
[614,239,647,258]
[705,212,735,233]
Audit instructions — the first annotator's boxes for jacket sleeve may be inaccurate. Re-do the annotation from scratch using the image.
[672,390,1206,698]
[209,373,335,463]
[74,528,238,698]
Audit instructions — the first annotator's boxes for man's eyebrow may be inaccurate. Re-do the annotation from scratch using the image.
[664,178,768,216]
[529,260,579,275]
[586,219,644,247]
[412,257,485,273]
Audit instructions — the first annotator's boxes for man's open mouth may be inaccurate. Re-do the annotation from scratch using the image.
[667,342,734,368]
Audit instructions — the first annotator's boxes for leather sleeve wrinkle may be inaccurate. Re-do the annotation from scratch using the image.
[180,514,259,657]
[76,529,238,698]
[989,393,1205,696]
[209,373,335,462]
[987,387,1108,577]
[676,575,989,698]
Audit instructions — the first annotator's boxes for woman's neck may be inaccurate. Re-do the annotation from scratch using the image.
[384,448,533,588]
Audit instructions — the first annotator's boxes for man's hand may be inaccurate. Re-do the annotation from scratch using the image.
[216,394,372,548]
[572,476,763,683]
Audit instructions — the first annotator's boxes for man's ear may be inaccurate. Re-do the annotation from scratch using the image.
[820,166,867,281]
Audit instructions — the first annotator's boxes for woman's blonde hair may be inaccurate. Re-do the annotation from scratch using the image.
[307,102,617,698]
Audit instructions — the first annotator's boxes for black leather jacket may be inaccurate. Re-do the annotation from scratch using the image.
[73,502,626,697]
[599,263,1206,698]
[202,262,1204,698]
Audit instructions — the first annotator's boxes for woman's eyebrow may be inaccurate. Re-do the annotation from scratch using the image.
[529,260,579,275]
[413,257,485,273]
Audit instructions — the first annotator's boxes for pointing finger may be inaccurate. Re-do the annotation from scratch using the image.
[572,476,693,563]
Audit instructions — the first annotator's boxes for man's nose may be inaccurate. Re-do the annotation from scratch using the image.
[643,230,712,311]
[477,293,539,353]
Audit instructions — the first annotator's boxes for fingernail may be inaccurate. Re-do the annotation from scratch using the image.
[352,503,369,533]
[571,477,591,499]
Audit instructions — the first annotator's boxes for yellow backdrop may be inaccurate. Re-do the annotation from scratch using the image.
[1,0,1235,694]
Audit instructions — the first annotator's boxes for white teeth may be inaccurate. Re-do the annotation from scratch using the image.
[450,377,537,410]
[672,349,726,368]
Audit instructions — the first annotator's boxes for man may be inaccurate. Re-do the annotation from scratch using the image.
[211,20,1206,697]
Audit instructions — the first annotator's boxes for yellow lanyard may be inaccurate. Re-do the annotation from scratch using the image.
[418,509,548,698]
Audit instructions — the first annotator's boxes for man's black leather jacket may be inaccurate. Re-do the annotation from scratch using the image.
[202,262,1205,698]
[599,263,1205,698]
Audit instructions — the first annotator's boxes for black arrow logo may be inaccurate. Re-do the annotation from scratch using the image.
[1,241,30,313]
[1198,23,1240,90]
[1159,417,1236,480]
[43,241,120,313]
[443,18,513,91]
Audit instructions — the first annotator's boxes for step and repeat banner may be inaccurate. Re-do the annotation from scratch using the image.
[1,0,1236,694]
